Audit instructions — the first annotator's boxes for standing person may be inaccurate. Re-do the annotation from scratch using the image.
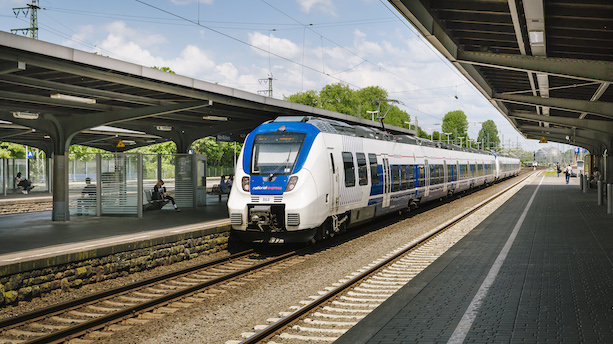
[564,165,571,184]
[153,180,180,212]
[556,163,561,177]
[227,174,234,189]
[15,172,33,194]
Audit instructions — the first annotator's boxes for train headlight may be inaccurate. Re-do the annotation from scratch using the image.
[285,176,298,192]
[242,176,250,192]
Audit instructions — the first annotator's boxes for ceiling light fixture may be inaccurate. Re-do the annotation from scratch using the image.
[528,31,544,45]
[203,115,228,121]
[156,125,173,131]
[50,93,96,104]
[12,111,39,120]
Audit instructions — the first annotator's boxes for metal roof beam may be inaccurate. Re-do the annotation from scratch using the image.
[0,74,171,106]
[524,132,599,154]
[0,61,25,75]
[519,124,609,144]
[458,51,613,83]
[509,112,613,136]
[494,93,613,119]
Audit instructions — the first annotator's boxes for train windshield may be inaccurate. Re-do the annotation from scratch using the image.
[252,132,306,175]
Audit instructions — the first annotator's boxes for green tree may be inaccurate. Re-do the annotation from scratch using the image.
[152,66,176,74]
[477,120,501,150]
[285,90,319,108]
[191,137,224,166]
[442,110,468,144]
[0,142,26,158]
[319,83,358,115]
[284,83,412,129]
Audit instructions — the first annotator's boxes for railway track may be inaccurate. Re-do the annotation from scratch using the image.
[233,171,538,343]
[0,249,306,344]
[0,173,532,344]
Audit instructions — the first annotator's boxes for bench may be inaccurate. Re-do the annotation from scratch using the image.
[143,189,169,211]
[209,184,230,201]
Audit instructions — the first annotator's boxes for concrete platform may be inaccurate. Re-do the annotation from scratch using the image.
[0,194,230,272]
[337,173,613,343]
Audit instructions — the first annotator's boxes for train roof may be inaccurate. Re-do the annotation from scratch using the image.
[271,116,516,158]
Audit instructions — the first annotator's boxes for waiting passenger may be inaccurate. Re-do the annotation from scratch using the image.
[227,174,234,189]
[78,177,97,215]
[220,175,230,194]
[15,172,34,194]
[153,180,180,212]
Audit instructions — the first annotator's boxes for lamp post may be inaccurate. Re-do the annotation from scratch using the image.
[427,128,434,141]
[442,133,451,144]
[366,110,379,122]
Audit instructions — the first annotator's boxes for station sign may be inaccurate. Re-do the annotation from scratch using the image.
[216,134,232,142]
[26,151,33,158]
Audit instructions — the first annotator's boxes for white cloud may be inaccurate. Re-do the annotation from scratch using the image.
[248,32,301,59]
[296,0,336,15]
[105,21,167,48]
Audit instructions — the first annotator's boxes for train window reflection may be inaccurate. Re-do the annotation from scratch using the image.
[342,152,356,187]
[252,133,305,175]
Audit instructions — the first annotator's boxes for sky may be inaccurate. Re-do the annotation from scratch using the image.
[0,0,576,154]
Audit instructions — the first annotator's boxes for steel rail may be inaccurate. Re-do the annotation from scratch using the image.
[0,249,253,330]
[22,250,299,344]
[240,171,536,343]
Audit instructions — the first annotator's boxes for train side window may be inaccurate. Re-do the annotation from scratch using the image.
[368,153,379,185]
[408,165,415,189]
[430,164,436,185]
[392,165,400,192]
[419,165,425,186]
[342,152,355,187]
[356,153,368,186]
[448,165,453,183]
[401,165,408,190]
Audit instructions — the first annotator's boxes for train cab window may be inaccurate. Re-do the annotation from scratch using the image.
[252,132,306,175]
[368,153,379,185]
[356,153,368,186]
[342,152,355,187]
[408,165,415,189]
[392,165,400,192]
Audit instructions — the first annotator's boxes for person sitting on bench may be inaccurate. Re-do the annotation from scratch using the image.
[220,175,230,194]
[15,172,34,194]
[153,180,180,212]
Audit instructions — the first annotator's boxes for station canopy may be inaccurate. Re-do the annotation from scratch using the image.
[0,32,413,156]
[390,0,613,155]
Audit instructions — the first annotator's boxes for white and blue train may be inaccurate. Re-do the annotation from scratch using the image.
[228,116,520,244]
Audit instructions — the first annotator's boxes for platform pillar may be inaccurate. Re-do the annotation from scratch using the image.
[583,174,588,193]
[52,154,69,221]
[597,181,603,205]
[607,184,613,214]
[579,173,583,190]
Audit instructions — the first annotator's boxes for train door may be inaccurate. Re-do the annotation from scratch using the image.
[424,159,430,197]
[328,149,339,214]
[382,156,391,208]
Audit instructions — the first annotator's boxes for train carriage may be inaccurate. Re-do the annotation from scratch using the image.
[228,116,520,244]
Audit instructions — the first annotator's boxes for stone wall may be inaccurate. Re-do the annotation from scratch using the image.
[0,232,229,306]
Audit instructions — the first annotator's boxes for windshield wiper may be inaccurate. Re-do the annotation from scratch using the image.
[268,149,292,179]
